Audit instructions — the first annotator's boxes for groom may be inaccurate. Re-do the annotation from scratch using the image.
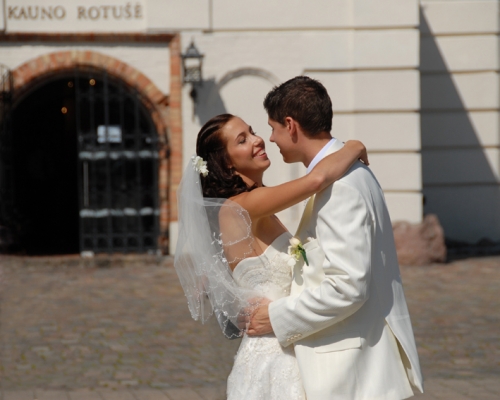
[246,76,424,399]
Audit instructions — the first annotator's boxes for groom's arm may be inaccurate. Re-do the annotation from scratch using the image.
[266,180,373,347]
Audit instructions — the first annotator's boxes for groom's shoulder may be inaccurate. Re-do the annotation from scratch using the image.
[338,160,379,188]
[323,161,383,204]
[315,162,383,210]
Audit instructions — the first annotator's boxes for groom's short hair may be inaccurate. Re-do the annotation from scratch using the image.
[263,76,333,137]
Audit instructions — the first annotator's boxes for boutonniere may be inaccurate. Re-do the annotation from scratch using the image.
[288,237,313,266]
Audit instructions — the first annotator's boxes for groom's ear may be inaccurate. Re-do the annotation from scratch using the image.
[285,117,299,142]
[285,117,296,136]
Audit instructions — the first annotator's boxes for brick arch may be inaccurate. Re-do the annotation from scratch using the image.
[10,49,180,254]
[11,50,169,134]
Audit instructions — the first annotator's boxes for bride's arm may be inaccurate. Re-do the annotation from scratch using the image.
[232,140,368,219]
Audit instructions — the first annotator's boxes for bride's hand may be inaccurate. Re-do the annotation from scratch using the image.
[246,298,273,336]
[345,140,369,166]
[297,139,370,197]
[238,298,273,335]
[237,297,265,330]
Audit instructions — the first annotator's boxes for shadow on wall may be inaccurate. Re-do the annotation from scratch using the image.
[192,78,228,125]
[420,9,500,244]
[192,67,281,126]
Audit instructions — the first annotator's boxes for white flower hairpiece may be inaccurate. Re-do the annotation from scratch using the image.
[192,155,209,177]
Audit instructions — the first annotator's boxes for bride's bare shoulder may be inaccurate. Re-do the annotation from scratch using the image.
[218,197,253,243]
[227,192,252,210]
[219,195,251,221]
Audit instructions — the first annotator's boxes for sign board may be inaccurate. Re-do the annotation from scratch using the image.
[97,125,122,143]
[5,0,147,33]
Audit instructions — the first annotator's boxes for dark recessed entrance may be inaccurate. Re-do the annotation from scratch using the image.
[12,77,79,254]
[7,70,160,255]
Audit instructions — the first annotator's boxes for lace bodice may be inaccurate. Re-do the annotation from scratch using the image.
[232,232,294,301]
[227,232,306,400]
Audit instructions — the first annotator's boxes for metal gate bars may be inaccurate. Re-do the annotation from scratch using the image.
[74,69,160,254]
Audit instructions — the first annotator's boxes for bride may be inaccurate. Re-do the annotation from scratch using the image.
[174,113,368,399]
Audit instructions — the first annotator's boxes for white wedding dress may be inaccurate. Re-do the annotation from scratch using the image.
[226,232,306,400]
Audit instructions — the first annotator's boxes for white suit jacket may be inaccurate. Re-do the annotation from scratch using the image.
[269,140,423,400]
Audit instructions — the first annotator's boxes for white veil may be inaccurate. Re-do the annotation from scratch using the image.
[174,157,262,339]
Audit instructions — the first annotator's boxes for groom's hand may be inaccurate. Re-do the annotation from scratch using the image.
[246,298,274,336]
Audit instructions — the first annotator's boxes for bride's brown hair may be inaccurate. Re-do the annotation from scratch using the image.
[196,114,257,198]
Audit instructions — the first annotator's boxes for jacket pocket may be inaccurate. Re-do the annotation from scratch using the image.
[314,331,361,353]
[302,239,325,271]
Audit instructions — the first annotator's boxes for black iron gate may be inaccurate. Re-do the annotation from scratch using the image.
[0,65,14,250]
[74,69,160,254]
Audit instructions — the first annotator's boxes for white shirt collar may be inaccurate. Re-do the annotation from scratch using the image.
[306,138,336,174]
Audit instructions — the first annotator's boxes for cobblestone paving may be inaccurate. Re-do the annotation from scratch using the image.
[402,257,500,381]
[0,255,238,399]
[0,254,499,399]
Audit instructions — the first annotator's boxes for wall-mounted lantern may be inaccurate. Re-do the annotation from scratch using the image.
[181,41,204,102]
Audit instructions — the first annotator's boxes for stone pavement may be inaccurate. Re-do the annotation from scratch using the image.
[0,254,498,399]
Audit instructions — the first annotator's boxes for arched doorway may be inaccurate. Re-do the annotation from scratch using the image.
[11,69,160,255]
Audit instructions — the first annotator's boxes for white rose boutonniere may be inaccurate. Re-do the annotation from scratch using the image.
[288,237,309,266]
[191,155,209,177]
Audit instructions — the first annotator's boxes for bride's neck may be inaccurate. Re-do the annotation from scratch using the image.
[239,172,263,188]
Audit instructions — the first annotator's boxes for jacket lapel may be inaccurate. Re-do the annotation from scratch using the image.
[295,139,345,238]
[295,195,315,239]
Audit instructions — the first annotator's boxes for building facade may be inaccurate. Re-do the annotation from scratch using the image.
[420,0,500,244]
[0,0,498,255]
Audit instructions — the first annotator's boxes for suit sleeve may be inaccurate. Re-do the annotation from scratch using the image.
[269,180,373,347]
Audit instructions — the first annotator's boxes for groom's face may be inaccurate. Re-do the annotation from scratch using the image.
[268,118,300,164]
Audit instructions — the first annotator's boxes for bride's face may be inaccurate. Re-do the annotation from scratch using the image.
[222,117,270,178]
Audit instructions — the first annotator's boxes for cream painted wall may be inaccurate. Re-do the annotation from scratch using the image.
[421,35,499,72]
[149,0,419,31]
[422,112,499,147]
[177,0,422,237]
[420,0,500,242]
[420,0,499,34]
[148,0,209,31]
